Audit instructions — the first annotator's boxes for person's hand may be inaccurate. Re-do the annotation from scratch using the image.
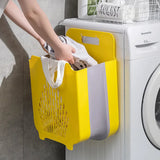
[54,43,76,64]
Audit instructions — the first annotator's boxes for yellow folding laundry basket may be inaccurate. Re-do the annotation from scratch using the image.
[29,28,119,150]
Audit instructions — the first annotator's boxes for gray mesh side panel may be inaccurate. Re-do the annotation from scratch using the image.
[87,63,110,140]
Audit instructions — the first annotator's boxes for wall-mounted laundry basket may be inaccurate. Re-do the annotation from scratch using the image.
[78,0,160,23]
[29,28,119,150]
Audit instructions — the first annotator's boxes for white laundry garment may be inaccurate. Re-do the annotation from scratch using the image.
[96,2,135,23]
[134,0,149,22]
[43,36,98,70]
[43,42,54,56]
[0,0,9,18]
[41,56,67,88]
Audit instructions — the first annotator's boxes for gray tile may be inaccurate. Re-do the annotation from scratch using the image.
[0,130,23,160]
[0,75,23,160]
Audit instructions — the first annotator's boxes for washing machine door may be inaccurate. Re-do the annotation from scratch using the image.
[142,65,160,149]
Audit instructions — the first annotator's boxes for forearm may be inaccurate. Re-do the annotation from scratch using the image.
[18,0,63,52]
[4,0,44,43]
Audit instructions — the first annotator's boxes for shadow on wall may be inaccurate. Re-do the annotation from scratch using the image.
[0,16,65,160]
[55,0,78,35]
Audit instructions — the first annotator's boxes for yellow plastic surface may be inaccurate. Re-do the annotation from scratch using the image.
[66,28,115,63]
[67,28,119,136]
[105,60,119,136]
[29,28,119,150]
[29,57,90,150]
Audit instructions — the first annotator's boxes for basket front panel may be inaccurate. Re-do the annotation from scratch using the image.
[29,56,91,150]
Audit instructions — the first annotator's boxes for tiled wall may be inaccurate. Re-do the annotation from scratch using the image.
[0,0,77,160]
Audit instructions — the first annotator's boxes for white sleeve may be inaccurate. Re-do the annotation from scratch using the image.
[0,0,9,18]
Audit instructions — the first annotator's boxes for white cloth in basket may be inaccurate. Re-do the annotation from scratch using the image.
[44,36,97,71]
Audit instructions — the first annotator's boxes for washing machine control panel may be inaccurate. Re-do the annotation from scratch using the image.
[125,23,160,60]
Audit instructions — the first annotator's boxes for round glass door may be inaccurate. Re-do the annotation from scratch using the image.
[142,66,160,149]
[155,90,160,129]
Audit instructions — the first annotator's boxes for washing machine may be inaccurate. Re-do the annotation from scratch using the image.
[61,18,160,160]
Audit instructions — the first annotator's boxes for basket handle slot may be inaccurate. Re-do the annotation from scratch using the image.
[82,36,99,45]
